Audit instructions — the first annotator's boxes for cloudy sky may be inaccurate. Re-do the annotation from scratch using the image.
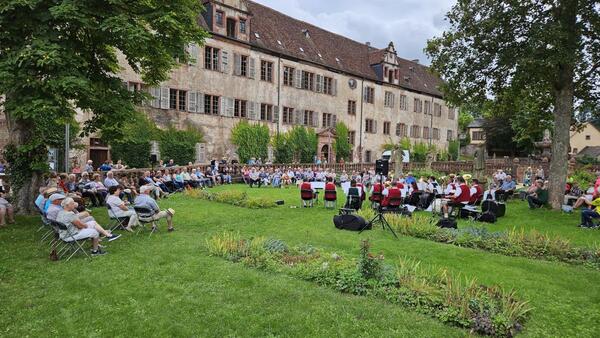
[253,0,456,64]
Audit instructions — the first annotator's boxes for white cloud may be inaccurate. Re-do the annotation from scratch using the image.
[252,0,455,64]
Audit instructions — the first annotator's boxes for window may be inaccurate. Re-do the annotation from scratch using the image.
[204,46,220,70]
[384,91,395,108]
[348,131,356,146]
[448,107,456,120]
[204,95,219,115]
[472,131,485,140]
[261,60,273,82]
[434,103,442,117]
[414,98,422,113]
[348,100,357,115]
[282,107,294,125]
[226,18,236,38]
[383,121,391,135]
[447,130,454,141]
[239,19,247,34]
[573,148,579,153]
[586,135,591,140]
[365,119,376,133]
[127,82,143,92]
[301,71,314,90]
[302,110,317,127]
[399,94,408,110]
[396,123,407,137]
[234,99,247,118]
[216,11,224,27]
[410,125,421,138]
[283,66,295,86]
[322,113,336,128]
[423,126,430,139]
[433,128,440,140]
[323,76,334,95]
[260,103,273,122]
[364,87,375,104]
[365,150,372,163]
[169,89,187,111]
[424,101,431,115]
[239,55,248,76]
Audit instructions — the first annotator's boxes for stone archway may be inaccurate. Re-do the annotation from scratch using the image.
[317,128,336,163]
[321,144,330,163]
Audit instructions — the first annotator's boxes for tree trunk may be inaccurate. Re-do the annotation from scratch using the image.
[394,149,403,176]
[6,110,45,215]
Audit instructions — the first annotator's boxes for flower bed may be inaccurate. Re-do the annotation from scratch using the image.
[206,233,531,337]
[185,189,276,209]
[357,209,600,270]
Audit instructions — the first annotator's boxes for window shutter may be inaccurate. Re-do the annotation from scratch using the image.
[332,114,337,127]
[221,50,229,73]
[294,69,302,88]
[234,54,242,76]
[312,112,319,128]
[187,44,199,66]
[196,93,205,114]
[160,87,169,110]
[373,120,378,134]
[150,87,160,108]
[363,88,368,101]
[391,94,395,108]
[248,57,256,79]
[220,97,227,116]
[273,106,279,123]
[316,75,323,93]
[188,92,197,112]
[248,102,256,120]
[294,110,301,125]
[332,79,337,96]
[227,97,234,117]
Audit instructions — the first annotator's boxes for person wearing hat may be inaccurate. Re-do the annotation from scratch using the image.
[134,185,175,232]
[56,198,110,256]
[46,193,101,225]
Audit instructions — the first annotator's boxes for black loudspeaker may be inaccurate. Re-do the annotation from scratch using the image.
[375,159,389,176]
[333,214,370,231]
[150,154,158,164]
[275,200,285,205]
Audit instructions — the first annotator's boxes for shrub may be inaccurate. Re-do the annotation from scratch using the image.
[159,127,203,165]
[205,234,532,337]
[231,121,270,163]
[185,189,276,209]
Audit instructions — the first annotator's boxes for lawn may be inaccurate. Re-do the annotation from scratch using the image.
[1,184,599,337]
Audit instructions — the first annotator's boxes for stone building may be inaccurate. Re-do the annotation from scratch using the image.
[117,0,458,164]
[1,0,458,165]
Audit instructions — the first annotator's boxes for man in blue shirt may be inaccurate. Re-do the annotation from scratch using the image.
[496,175,517,202]
[134,185,175,232]
[405,172,417,185]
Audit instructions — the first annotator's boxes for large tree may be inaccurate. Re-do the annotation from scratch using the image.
[427,0,599,209]
[0,0,208,213]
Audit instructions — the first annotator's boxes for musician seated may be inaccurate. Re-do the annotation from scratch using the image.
[406,182,421,206]
[344,179,362,211]
[420,176,442,209]
[442,177,471,218]
[300,181,316,207]
[444,174,457,195]
[369,181,384,207]
[469,179,484,205]
[324,178,337,209]
[382,183,403,210]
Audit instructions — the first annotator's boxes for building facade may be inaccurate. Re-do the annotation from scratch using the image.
[570,121,600,155]
[117,0,458,164]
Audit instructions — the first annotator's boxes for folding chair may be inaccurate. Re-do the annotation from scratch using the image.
[107,205,129,232]
[133,206,157,236]
[50,221,92,261]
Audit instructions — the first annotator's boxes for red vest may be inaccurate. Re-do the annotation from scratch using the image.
[370,183,383,202]
[357,183,366,200]
[469,184,483,204]
[396,182,404,190]
[325,182,336,191]
[385,188,403,207]
[455,184,471,203]
[324,182,336,201]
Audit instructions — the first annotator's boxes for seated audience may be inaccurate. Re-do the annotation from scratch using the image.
[0,192,15,227]
[248,168,261,188]
[57,197,120,243]
[527,179,548,209]
[580,197,600,228]
[79,172,103,207]
[135,185,175,232]
[106,186,140,232]
[495,175,516,201]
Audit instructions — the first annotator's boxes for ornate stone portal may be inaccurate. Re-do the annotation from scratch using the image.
[534,129,552,161]
[317,128,336,163]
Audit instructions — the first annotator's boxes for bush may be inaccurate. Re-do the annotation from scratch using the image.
[110,141,151,168]
[159,127,203,165]
[185,189,276,209]
[357,209,600,270]
[205,234,532,337]
[231,121,270,163]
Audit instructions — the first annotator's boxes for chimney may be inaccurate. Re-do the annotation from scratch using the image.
[366,41,371,47]
[411,59,419,64]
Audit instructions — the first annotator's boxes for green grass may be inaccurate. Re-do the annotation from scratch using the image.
[1,185,599,337]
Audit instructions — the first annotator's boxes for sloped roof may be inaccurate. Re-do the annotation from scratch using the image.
[577,146,600,158]
[241,1,443,97]
[468,118,486,128]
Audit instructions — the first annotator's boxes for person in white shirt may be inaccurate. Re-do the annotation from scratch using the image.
[106,185,140,232]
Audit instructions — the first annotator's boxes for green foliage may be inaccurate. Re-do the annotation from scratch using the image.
[333,122,352,162]
[108,111,157,168]
[185,189,276,209]
[356,209,600,270]
[569,166,596,188]
[272,133,293,164]
[447,140,460,161]
[206,234,532,337]
[159,127,203,165]
[412,142,430,162]
[287,126,318,163]
[0,0,209,197]
[231,121,270,163]
[458,109,474,132]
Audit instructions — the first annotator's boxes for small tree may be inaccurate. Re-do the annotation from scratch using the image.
[288,126,317,163]
[333,122,352,162]
[159,127,203,165]
[272,133,293,164]
[231,121,270,163]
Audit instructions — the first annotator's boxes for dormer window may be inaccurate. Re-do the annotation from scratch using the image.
[226,18,237,38]
[299,47,304,52]
[216,10,224,27]
[255,32,260,39]
[239,19,247,34]
[317,53,322,58]
[302,29,310,38]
